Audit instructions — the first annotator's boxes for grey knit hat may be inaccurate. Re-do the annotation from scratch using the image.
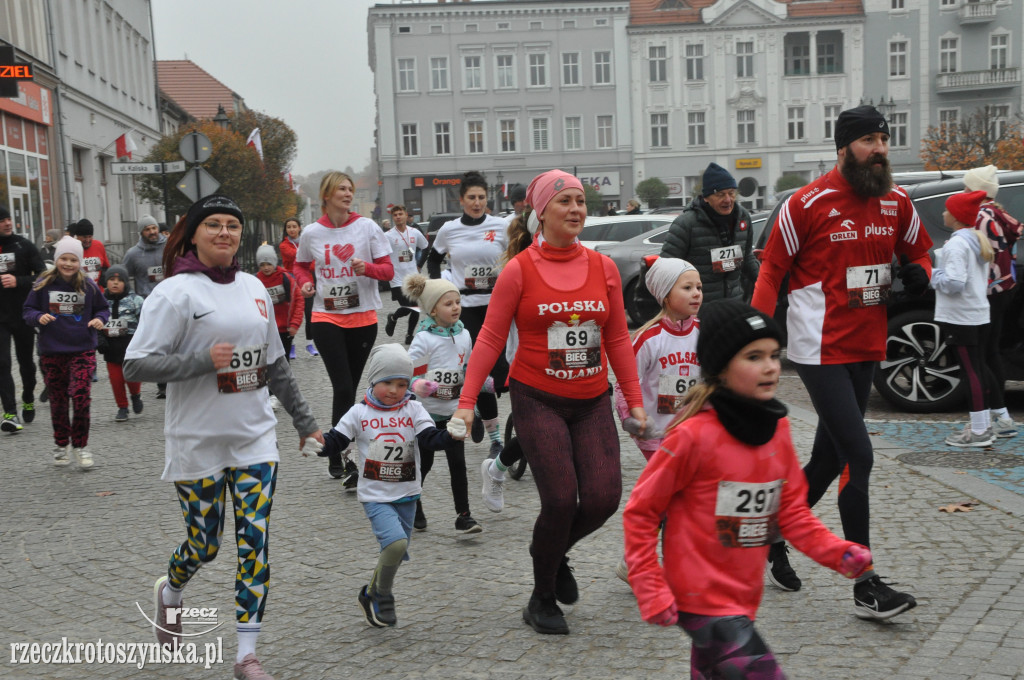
[256,244,278,266]
[366,343,413,386]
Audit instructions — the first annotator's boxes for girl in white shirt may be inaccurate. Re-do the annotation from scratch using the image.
[933,190,995,448]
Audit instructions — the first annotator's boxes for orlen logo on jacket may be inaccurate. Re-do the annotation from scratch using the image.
[831,219,858,242]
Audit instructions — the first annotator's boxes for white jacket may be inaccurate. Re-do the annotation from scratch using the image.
[931,229,990,327]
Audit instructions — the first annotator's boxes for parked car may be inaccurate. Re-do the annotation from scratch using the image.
[579,214,676,250]
[750,172,1024,412]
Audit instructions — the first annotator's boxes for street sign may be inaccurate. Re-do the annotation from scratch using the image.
[179,132,212,164]
[111,161,188,175]
[177,167,220,202]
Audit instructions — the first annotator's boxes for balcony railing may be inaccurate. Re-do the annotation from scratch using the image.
[960,0,997,22]
[937,67,1020,92]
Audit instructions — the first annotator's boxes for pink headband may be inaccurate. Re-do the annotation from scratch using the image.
[526,170,584,221]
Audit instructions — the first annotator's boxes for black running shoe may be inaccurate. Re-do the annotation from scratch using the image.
[21,402,35,424]
[471,415,484,443]
[357,585,396,627]
[455,512,482,534]
[38,387,48,403]
[131,393,144,414]
[766,542,802,592]
[523,593,569,635]
[414,500,427,531]
[342,460,359,490]
[327,455,345,479]
[384,313,398,337]
[555,557,578,604]
[854,575,917,621]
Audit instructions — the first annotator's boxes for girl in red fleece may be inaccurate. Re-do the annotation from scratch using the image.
[255,244,304,361]
[454,169,648,636]
[623,299,871,679]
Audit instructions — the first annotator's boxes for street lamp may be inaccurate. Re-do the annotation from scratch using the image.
[212,104,230,130]
[495,171,504,213]
[860,96,896,121]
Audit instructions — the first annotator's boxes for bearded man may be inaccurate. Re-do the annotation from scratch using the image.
[751,105,932,621]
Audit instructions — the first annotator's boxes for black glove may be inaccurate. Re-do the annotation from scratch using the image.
[898,254,929,296]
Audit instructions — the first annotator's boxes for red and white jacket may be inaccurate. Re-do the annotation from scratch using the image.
[256,266,304,334]
[752,169,932,364]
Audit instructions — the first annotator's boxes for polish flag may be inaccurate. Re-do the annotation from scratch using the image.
[283,171,294,191]
[115,132,137,160]
[246,128,264,162]
[502,183,509,198]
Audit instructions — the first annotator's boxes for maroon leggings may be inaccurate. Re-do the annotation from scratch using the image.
[106,361,140,409]
[41,352,95,448]
[509,379,622,597]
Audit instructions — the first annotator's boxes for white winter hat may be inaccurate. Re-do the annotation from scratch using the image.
[963,165,999,198]
[645,257,697,305]
[402,273,459,317]
[53,236,84,263]
[256,244,278,266]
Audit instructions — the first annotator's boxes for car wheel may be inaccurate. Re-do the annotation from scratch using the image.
[625,278,659,326]
[873,308,965,412]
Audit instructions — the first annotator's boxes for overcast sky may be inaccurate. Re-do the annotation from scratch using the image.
[152,0,381,177]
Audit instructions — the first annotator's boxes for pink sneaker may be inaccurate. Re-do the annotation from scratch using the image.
[234,654,274,680]
[152,576,182,647]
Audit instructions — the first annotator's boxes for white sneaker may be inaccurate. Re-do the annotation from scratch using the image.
[615,557,630,583]
[269,395,281,410]
[945,424,993,448]
[52,445,71,467]
[73,447,94,469]
[993,416,1018,438]
[480,458,505,513]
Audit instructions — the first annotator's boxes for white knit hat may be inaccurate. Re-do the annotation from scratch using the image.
[963,165,999,198]
[256,244,278,265]
[645,257,698,305]
[53,236,84,263]
[402,273,459,316]
[366,343,413,386]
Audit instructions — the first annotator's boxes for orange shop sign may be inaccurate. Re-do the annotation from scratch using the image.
[411,174,463,188]
[735,158,761,169]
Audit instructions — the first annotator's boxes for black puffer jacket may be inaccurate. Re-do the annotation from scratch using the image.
[658,197,759,302]
[0,234,46,325]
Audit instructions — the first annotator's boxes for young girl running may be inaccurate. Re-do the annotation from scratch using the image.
[933,190,996,447]
[98,265,144,422]
[403,273,485,534]
[623,299,872,678]
[319,343,458,627]
[613,256,702,581]
[22,236,109,468]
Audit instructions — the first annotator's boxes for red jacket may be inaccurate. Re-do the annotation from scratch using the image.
[623,408,857,621]
[256,266,304,333]
[279,237,298,272]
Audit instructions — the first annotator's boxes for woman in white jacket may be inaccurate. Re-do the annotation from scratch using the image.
[932,190,995,448]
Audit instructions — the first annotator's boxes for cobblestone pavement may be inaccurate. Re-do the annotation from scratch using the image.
[2,297,1024,679]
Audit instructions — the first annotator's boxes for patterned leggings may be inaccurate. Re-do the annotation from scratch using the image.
[168,462,277,625]
[677,613,785,679]
[40,351,95,448]
[509,379,621,597]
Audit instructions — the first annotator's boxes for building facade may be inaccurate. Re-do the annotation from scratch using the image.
[0,0,162,257]
[863,0,1022,173]
[368,0,632,221]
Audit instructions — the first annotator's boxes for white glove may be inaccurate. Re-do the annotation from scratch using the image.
[300,436,323,457]
[447,417,468,440]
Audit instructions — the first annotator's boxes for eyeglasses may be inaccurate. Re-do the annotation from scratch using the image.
[202,220,243,235]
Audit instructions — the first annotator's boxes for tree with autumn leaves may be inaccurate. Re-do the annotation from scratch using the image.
[136,110,303,223]
[920,106,1024,171]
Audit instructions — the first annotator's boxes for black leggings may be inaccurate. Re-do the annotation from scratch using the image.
[303,275,315,340]
[0,320,37,413]
[459,305,508,421]
[419,417,470,515]
[984,291,1011,410]
[389,287,420,340]
[312,320,377,443]
[510,379,621,597]
[947,323,990,414]
[795,362,874,548]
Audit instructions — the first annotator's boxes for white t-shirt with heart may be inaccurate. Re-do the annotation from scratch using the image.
[296,216,392,315]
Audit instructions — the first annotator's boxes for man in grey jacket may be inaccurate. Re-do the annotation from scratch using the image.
[658,163,759,302]
[121,215,167,298]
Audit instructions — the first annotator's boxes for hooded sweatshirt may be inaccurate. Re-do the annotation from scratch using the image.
[121,233,167,297]
[23,275,110,354]
[931,228,990,327]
